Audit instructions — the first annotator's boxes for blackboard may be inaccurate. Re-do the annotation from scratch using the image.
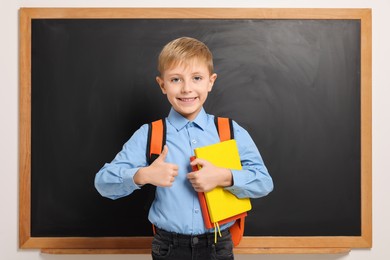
[19,8,372,254]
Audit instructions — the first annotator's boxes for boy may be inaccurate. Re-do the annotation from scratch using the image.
[95,37,273,260]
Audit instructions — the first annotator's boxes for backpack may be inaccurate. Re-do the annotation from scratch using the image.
[146,117,245,247]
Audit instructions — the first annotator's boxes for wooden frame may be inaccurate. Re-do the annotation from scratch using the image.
[19,8,372,254]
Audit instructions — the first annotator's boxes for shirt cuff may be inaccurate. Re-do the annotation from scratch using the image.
[123,167,143,191]
[224,169,248,198]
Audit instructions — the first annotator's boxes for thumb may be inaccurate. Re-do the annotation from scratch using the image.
[157,145,168,161]
[190,158,207,167]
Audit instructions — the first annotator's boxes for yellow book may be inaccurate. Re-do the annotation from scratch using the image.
[194,139,252,223]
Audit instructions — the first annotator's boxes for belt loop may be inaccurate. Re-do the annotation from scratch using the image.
[172,232,178,246]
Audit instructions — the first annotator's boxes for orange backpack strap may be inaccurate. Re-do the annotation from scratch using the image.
[214,117,234,142]
[145,119,166,222]
[229,216,245,247]
[146,119,166,164]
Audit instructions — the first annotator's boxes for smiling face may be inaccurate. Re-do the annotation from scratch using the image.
[156,58,217,121]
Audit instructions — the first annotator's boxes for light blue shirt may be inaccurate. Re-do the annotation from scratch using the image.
[95,108,273,235]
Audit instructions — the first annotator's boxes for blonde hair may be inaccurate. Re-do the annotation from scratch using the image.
[157,37,214,75]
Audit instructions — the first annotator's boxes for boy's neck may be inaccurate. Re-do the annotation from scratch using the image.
[173,107,204,122]
[170,107,205,122]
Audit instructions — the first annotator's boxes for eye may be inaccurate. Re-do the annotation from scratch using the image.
[170,77,181,83]
[193,76,203,81]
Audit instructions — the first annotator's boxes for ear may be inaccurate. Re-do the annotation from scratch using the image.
[208,73,218,92]
[156,76,167,94]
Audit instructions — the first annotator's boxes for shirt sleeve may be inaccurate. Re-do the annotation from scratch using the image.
[224,121,274,199]
[94,124,149,200]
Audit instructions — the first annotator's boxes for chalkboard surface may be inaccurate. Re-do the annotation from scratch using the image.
[20,8,372,252]
[31,18,361,237]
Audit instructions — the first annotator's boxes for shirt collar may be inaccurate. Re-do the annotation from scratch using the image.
[167,108,208,131]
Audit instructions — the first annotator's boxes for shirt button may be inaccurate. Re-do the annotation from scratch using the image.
[194,208,200,213]
[192,139,197,144]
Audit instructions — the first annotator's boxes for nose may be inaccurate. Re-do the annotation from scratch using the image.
[181,81,192,93]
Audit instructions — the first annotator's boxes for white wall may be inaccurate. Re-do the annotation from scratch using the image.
[1,0,389,259]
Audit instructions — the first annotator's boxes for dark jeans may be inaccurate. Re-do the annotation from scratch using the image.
[152,228,234,260]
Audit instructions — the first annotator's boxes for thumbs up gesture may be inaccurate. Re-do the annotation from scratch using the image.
[134,145,179,187]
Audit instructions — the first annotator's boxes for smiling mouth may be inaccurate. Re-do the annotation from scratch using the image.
[178,97,198,102]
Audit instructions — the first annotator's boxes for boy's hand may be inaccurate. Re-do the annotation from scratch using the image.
[134,145,178,187]
[187,158,233,192]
